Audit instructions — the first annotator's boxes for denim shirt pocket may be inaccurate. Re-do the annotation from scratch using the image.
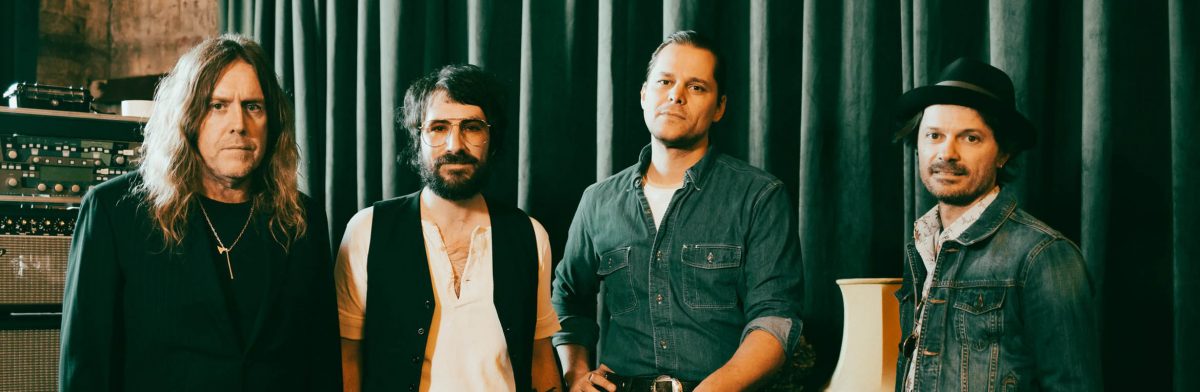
[680,244,743,309]
[597,247,638,316]
[952,287,1007,351]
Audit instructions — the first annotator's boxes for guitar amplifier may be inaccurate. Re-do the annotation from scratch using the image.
[0,208,74,392]
[0,329,60,391]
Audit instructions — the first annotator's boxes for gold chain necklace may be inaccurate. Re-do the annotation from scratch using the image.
[197,199,255,280]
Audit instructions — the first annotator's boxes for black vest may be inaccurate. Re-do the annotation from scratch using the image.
[362,192,538,392]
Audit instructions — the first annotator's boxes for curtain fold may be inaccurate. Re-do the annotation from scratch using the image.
[221,0,1196,389]
[1169,0,1199,389]
[0,1,38,88]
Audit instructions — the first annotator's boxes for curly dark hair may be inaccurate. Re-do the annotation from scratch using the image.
[398,64,506,171]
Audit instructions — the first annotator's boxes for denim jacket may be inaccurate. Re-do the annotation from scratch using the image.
[552,145,803,381]
[896,188,1102,391]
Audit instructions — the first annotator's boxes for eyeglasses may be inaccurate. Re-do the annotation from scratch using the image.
[420,118,490,147]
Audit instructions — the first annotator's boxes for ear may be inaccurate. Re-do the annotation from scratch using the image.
[712,94,727,122]
[997,151,1011,168]
[639,83,648,110]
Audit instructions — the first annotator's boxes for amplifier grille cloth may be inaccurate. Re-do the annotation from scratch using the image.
[0,235,69,304]
[0,329,59,391]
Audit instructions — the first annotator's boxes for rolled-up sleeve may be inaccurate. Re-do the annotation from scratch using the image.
[551,189,601,349]
[740,181,803,356]
[334,207,374,340]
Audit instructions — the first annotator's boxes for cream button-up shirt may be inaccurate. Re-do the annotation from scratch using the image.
[335,206,561,392]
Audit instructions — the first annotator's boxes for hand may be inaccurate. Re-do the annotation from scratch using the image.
[566,363,616,392]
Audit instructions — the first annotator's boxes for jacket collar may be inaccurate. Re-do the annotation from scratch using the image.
[952,185,1019,246]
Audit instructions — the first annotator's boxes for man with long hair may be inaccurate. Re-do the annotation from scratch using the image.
[59,34,341,391]
[336,64,561,392]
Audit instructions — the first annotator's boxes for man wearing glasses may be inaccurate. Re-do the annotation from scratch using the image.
[335,64,562,392]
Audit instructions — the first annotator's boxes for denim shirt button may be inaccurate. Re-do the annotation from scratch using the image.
[656,293,664,304]
[659,340,668,349]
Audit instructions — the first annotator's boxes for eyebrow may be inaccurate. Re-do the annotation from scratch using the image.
[651,72,712,85]
[921,126,989,135]
[209,95,265,103]
[425,117,485,123]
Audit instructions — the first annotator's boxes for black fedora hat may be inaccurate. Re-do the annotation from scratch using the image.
[894,57,1036,151]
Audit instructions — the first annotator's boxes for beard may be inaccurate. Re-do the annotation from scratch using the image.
[921,160,996,207]
[419,150,490,201]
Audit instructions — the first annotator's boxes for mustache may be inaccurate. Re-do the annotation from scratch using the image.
[928,161,968,175]
[434,151,479,167]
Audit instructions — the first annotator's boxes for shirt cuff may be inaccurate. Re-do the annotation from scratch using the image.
[551,316,599,348]
[534,315,563,340]
[741,316,798,356]
[339,313,363,340]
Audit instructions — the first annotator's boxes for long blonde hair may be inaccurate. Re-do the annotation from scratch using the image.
[136,34,306,251]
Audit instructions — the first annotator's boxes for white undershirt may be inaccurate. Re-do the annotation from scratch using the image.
[334,206,561,392]
[643,182,680,229]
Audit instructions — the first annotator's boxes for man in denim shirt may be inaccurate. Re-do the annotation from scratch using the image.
[892,58,1101,391]
[551,31,803,392]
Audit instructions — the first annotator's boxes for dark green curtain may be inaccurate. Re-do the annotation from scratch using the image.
[0,1,38,88]
[220,0,1198,389]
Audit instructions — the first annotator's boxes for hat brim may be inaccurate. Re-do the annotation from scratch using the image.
[894,85,1036,150]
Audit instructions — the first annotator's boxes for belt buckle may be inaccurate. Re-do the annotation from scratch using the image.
[650,375,683,392]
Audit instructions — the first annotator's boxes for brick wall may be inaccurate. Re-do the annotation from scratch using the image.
[36,0,217,87]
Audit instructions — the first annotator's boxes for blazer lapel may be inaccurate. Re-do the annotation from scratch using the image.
[243,220,288,354]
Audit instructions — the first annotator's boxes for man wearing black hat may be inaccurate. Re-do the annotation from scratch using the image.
[892,58,1100,391]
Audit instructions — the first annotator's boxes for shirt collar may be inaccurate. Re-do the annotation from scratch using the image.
[628,144,719,191]
[913,186,1002,264]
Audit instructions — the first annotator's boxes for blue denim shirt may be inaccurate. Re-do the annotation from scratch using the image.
[896,187,1102,391]
[552,145,803,381]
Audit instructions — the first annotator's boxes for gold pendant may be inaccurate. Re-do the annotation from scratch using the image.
[225,253,235,280]
[218,246,229,254]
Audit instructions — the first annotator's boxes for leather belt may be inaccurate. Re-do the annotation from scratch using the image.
[606,374,699,392]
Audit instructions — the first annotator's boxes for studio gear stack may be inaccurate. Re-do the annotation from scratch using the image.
[0,106,143,391]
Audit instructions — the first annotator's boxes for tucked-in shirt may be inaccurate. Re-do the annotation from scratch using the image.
[552,145,803,381]
[905,185,999,391]
[335,206,561,392]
